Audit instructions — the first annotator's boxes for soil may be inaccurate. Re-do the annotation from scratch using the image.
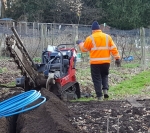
[0,59,150,133]
[68,100,150,133]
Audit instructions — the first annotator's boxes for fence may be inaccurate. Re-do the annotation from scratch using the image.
[0,21,150,68]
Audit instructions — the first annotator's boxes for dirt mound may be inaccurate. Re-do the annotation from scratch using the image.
[0,88,83,133]
[17,88,82,133]
[0,89,81,133]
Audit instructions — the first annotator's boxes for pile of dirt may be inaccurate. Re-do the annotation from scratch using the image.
[0,88,84,133]
[17,88,83,133]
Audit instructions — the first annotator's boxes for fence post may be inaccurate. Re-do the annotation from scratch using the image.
[43,24,47,47]
[40,23,44,51]
[140,27,146,70]
[74,24,78,45]
[13,22,15,27]
[0,34,2,56]
[51,23,53,45]
[25,22,27,34]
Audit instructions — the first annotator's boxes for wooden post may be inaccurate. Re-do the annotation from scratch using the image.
[140,27,146,70]
[40,24,44,51]
[74,24,78,45]
[51,23,53,45]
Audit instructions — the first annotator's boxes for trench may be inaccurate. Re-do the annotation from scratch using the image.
[0,90,21,133]
[6,115,18,133]
[0,88,82,133]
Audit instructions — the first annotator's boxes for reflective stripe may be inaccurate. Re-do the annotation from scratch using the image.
[90,35,109,50]
[90,57,111,61]
[89,35,111,61]
[90,35,96,49]
[92,47,109,50]
[110,45,116,50]
[106,34,108,47]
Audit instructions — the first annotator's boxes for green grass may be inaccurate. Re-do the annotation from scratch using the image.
[121,62,140,68]
[1,81,16,87]
[33,57,41,63]
[0,67,8,73]
[0,56,10,60]
[0,68,2,73]
[109,70,150,99]
[76,66,91,86]
[109,69,119,74]
[72,97,95,102]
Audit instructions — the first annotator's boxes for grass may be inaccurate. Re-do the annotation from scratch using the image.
[1,81,16,87]
[76,64,91,86]
[121,62,140,68]
[0,56,10,60]
[109,70,150,99]
[0,67,8,73]
[33,57,41,63]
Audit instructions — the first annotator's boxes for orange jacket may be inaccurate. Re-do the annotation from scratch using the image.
[79,30,120,64]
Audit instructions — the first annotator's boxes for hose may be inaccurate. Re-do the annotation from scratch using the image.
[0,90,46,118]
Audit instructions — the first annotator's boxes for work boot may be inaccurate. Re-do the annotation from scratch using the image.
[103,89,109,98]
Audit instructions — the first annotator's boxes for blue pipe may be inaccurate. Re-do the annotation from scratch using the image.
[0,90,46,118]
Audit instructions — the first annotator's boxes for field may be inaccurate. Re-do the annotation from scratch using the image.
[0,59,150,133]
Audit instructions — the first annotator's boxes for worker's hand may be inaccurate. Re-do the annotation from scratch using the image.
[115,59,121,67]
[76,40,83,45]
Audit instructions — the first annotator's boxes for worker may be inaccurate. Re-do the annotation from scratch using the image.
[76,21,121,100]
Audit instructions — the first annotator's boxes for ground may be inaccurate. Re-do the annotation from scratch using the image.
[0,59,150,133]
[68,100,150,133]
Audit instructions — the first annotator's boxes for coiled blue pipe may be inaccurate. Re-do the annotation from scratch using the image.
[0,90,46,118]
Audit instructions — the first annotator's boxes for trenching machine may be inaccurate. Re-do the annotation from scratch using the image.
[5,27,81,100]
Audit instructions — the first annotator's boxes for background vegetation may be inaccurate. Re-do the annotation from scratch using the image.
[3,0,150,30]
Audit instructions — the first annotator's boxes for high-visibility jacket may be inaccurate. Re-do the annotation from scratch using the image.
[79,30,120,64]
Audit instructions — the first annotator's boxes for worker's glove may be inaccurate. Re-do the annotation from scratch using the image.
[115,59,121,67]
[76,40,83,45]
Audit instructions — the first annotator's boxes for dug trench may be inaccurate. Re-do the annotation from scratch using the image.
[0,88,84,133]
[1,87,150,133]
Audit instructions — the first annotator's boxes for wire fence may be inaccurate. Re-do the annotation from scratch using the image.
[0,21,150,69]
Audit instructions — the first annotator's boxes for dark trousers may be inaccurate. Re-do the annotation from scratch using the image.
[90,63,110,97]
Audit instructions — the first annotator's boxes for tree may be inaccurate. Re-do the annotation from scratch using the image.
[4,0,150,29]
[5,0,83,23]
[141,0,150,27]
[80,0,104,24]
[101,0,149,29]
